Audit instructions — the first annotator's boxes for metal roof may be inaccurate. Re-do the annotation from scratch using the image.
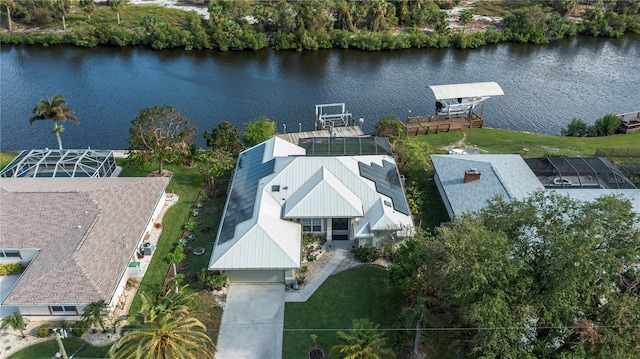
[209,137,414,271]
[283,167,364,218]
[428,82,504,100]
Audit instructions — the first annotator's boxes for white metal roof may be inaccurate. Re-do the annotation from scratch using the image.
[209,137,415,272]
[283,167,363,218]
[429,82,504,100]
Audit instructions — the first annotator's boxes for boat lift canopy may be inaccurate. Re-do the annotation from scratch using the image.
[429,81,504,100]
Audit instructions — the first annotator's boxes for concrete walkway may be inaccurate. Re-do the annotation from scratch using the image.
[285,242,349,303]
[216,284,285,359]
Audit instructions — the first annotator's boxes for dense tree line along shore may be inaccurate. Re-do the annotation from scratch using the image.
[1,0,639,50]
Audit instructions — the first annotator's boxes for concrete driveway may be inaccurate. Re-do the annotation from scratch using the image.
[216,284,285,359]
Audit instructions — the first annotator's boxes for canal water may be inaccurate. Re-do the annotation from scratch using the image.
[1,34,638,150]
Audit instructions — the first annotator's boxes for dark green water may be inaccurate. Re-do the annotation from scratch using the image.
[1,34,638,150]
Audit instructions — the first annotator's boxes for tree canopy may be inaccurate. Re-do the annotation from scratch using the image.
[243,116,275,147]
[127,105,195,175]
[203,120,244,158]
[390,191,640,358]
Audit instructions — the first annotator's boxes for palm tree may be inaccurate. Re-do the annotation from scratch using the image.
[54,0,70,30]
[1,312,27,338]
[109,0,127,26]
[401,296,431,356]
[108,314,214,359]
[82,300,110,333]
[1,0,15,31]
[459,9,473,34]
[29,94,79,150]
[112,291,212,359]
[330,318,395,359]
[79,0,96,20]
[135,290,193,324]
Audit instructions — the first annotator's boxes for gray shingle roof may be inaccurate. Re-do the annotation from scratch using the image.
[431,154,544,218]
[0,177,169,305]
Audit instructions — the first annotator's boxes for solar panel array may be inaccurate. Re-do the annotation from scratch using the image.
[358,160,411,215]
[218,144,275,244]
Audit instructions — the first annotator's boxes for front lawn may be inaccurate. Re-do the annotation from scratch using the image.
[283,266,403,359]
[7,338,110,359]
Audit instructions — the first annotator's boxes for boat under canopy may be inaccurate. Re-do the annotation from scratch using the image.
[429,81,504,100]
[429,82,504,118]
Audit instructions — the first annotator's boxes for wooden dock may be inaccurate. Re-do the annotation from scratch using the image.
[400,113,484,136]
[617,111,640,134]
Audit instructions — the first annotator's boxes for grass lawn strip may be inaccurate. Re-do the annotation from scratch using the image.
[283,266,403,359]
[7,337,110,359]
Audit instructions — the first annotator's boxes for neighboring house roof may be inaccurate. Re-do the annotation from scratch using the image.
[0,177,170,306]
[209,137,413,271]
[431,154,544,218]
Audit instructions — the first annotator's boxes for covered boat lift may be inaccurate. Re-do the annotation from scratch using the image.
[429,81,504,119]
[400,81,505,136]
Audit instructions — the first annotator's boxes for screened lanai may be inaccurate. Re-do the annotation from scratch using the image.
[0,149,117,178]
[524,157,637,189]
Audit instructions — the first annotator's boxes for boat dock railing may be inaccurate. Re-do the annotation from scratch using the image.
[616,110,640,134]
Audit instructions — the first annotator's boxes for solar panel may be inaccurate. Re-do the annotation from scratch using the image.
[358,160,411,215]
[218,144,276,244]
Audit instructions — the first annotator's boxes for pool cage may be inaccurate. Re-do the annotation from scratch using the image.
[297,136,393,156]
[0,149,117,178]
[524,157,637,189]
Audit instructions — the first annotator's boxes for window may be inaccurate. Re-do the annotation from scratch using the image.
[271,185,280,192]
[50,306,77,314]
[301,218,323,233]
[0,250,21,258]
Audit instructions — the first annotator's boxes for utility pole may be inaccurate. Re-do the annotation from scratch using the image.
[54,328,69,359]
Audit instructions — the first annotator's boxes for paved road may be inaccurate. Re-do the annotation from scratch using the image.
[216,284,285,359]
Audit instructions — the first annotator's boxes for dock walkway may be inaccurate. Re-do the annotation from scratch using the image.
[276,126,365,144]
[401,113,484,136]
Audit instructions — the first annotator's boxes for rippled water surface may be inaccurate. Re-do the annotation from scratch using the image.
[1,34,638,150]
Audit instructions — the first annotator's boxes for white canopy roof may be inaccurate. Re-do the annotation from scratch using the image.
[429,82,504,100]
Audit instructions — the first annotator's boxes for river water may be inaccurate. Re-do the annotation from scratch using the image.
[1,34,638,150]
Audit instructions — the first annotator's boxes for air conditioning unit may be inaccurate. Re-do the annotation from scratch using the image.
[141,242,154,255]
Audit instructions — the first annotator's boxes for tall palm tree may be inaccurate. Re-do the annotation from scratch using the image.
[330,318,395,359]
[108,314,214,359]
[1,312,27,338]
[82,300,110,333]
[109,0,127,26]
[1,0,15,31]
[29,94,79,150]
[111,291,213,359]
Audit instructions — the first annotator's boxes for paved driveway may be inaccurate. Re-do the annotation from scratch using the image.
[216,284,285,359]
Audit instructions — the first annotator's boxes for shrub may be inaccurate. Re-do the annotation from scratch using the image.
[0,263,26,276]
[561,118,589,137]
[37,323,52,338]
[352,245,380,263]
[199,269,228,291]
[71,320,88,337]
[183,221,198,232]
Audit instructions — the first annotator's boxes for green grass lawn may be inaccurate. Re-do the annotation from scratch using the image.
[7,337,110,359]
[283,266,403,359]
[409,128,640,158]
[0,151,21,170]
[117,157,225,347]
